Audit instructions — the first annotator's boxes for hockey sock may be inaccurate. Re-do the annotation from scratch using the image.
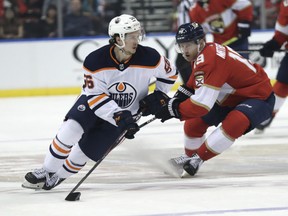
[184,136,205,157]
[273,81,288,113]
[197,110,250,161]
[184,118,209,157]
[222,110,250,139]
[56,143,89,179]
[43,119,84,173]
[273,81,288,98]
[43,136,72,173]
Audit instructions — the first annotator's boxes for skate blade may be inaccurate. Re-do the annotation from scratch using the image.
[180,170,192,178]
[22,181,44,190]
[254,128,264,135]
[164,160,186,178]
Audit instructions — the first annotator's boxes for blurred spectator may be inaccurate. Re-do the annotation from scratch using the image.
[39,4,57,38]
[22,0,43,38]
[63,0,95,37]
[81,0,106,16]
[251,0,281,29]
[41,0,69,19]
[251,0,262,28]
[1,0,27,17]
[0,6,23,39]
[81,0,107,35]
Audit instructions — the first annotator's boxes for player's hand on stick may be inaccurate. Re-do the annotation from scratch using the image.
[259,39,281,57]
[113,110,140,139]
[138,91,170,116]
[173,84,194,102]
[237,21,251,38]
[155,98,181,123]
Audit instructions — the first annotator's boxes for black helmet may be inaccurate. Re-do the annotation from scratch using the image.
[176,22,205,44]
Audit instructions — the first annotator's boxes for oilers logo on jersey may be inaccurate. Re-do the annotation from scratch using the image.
[77,104,86,111]
[109,82,137,108]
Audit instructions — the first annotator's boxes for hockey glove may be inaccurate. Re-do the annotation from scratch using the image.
[173,84,194,102]
[237,21,251,38]
[155,98,181,123]
[113,110,140,139]
[138,91,170,116]
[259,38,281,57]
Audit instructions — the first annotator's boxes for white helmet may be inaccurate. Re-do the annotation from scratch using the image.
[108,14,142,48]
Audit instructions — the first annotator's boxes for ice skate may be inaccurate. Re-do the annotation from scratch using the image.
[42,173,65,190]
[168,155,190,178]
[183,153,203,176]
[22,168,48,190]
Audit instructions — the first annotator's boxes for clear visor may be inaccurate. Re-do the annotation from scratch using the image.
[125,28,145,43]
[175,41,196,54]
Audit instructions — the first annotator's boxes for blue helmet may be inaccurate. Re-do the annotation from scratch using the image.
[176,22,205,44]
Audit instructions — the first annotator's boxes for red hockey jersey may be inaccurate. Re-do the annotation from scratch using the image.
[188,0,253,44]
[179,43,273,120]
[274,0,288,48]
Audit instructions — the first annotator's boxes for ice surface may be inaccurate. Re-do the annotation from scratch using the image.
[0,95,288,216]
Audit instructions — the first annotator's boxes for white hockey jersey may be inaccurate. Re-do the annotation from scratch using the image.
[82,44,177,125]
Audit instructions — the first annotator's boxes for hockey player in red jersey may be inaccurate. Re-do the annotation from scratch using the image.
[255,0,288,132]
[22,14,177,190]
[154,22,275,177]
[189,0,253,46]
[178,0,253,84]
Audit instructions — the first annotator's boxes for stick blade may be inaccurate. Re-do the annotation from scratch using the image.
[65,192,81,201]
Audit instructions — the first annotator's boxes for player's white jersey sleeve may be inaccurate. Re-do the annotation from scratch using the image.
[154,56,178,94]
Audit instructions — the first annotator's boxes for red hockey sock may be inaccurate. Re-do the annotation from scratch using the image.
[197,142,217,161]
[273,81,288,98]
[222,110,250,139]
[185,149,197,157]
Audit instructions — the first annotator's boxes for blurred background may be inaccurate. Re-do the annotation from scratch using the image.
[0,0,281,39]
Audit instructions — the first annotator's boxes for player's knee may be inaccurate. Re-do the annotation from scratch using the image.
[57,119,84,146]
[222,110,250,139]
[184,118,209,137]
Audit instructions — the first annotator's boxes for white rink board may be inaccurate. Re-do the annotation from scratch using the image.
[0,30,285,91]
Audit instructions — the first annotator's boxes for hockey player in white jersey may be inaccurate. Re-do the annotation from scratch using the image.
[22,14,177,190]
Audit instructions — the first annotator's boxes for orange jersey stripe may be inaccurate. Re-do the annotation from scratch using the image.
[88,94,107,107]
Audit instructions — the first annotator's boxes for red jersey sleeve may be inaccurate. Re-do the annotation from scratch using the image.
[274,1,288,46]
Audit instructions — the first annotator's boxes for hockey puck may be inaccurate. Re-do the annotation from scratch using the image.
[65,192,81,201]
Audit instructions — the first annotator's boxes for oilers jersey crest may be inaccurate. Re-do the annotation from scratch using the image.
[108,82,137,108]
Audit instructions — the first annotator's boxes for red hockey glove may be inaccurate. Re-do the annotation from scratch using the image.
[237,21,251,38]
[173,84,194,102]
[155,98,181,123]
[259,39,281,58]
[138,91,170,116]
[113,110,139,139]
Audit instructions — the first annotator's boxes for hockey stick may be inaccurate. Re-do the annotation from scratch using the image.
[65,115,157,201]
[222,37,238,46]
